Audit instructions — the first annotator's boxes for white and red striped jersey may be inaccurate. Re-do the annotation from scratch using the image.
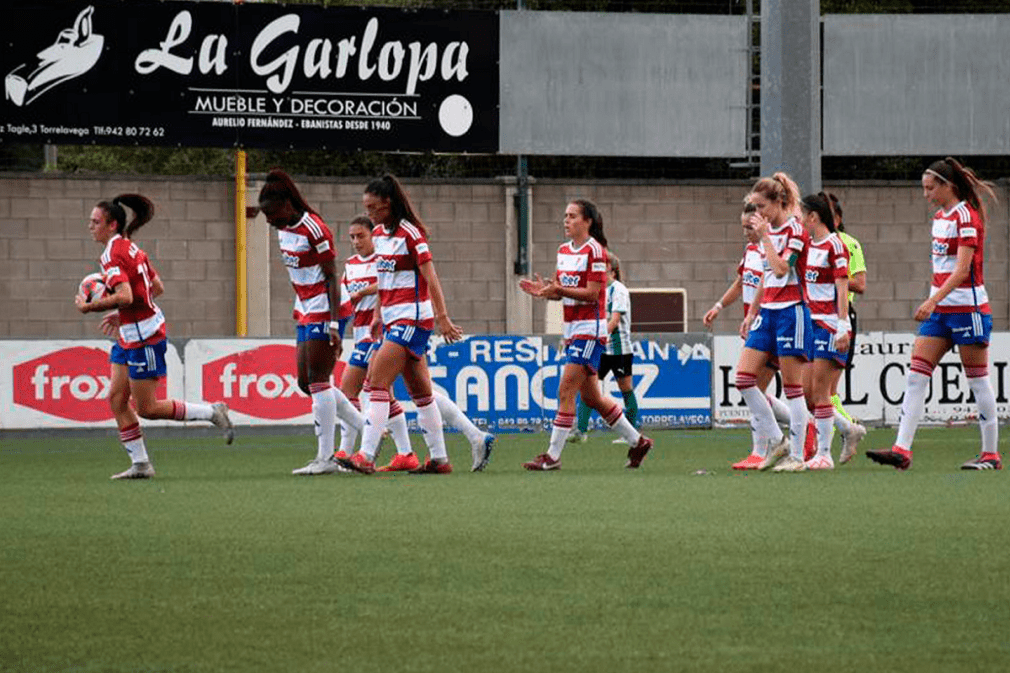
[100,234,166,349]
[737,242,764,316]
[277,211,336,324]
[556,237,608,344]
[338,253,379,344]
[804,233,850,330]
[931,201,989,314]
[760,216,809,310]
[373,219,434,330]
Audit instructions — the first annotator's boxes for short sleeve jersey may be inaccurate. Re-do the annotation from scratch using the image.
[605,280,632,356]
[277,211,336,324]
[100,234,166,349]
[373,219,434,330]
[760,216,809,310]
[339,253,379,344]
[556,237,608,344]
[804,233,850,330]
[838,231,865,305]
[930,201,989,314]
[737,242,764,316]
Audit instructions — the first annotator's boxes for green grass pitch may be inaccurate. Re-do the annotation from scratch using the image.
[2,427,1008,673]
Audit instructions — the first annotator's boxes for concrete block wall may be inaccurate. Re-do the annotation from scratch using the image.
[2,174,1006,340]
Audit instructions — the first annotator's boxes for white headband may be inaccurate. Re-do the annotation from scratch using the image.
[925,168,950,183]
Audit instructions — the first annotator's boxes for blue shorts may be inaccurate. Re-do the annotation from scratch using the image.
[918,311,992,346]
[384,323,431,359]
[296,322,331,343]
[110,340,168,380]
[811,323,847,367]
[563,338,604,373]
[347,340,379,370]
[745,304,812,360]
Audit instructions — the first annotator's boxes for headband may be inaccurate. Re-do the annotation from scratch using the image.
[924,168,950,184]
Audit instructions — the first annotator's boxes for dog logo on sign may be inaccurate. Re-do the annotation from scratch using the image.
[5,6,104,107]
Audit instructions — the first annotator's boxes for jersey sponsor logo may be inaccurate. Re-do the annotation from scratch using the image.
[347,280,371,294]
[281,251,300,268]
[932,240,950,256]
[742,270,761,287]
[12,346,166,422]
[376,257,397,273]
[558,273,581,288]
[202,344,346,420]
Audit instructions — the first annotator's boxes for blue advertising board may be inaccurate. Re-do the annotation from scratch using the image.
[391,334,712,433]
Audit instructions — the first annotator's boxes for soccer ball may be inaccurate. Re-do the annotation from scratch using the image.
[78,272,106,303]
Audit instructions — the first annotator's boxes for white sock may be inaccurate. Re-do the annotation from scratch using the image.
[360,389,389,461]
[334,387,364,432]
[784,386,807,460]
[415,396,447,461]
[435,391,483,444]
[814,405,834,458]
[119,423,149,463]
[338,397,360,455]
[172,400,213,421]
[547,411,575,461]
[967,370,999,455]
[750,418,767,457]
[833,410,854,436]
[309,383,336,462]
[602,403,641,445]
[766,394,791,426]
[387,402,413,455]
[894,357,933,452]
[739,373,782,447]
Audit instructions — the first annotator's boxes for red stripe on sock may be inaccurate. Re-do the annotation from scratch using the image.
[554,414,574,429]
[171,400,185,421]
[603,404,623,425]
[389,400,404,417]
[814,405,834,419]
[308,382,331,394]
[119,423,142,442]
[784,385,804,399]
[965,366,988,379]
[910,356,934,377]
[349,397,360,410]
[413,395,433,408]
[735,372,758,390]
[369,389,390,404]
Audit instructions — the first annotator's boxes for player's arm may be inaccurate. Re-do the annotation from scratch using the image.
[351,282,378,303]
[914,245,974,321]
[704,277,743,327]
[740,281,764,339]
[149,273,165,298]
[848,271,866,295]
[76,281,133,314]
[418,260,463,343]
[544,279,601,303]
[321,258,343,353]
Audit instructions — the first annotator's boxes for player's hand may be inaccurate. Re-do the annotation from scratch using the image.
[75,293,89,313]
[518,273,548,297]
[329,326,343,356]
[749,214,770,238]
[913,298,936,322]
[835,331,850,353]
[537,279,562,300]
[703,305,721,328]
[739,316,753,340]
[369,320,383,342]
[99,312,120,336]
[437,314,463,344]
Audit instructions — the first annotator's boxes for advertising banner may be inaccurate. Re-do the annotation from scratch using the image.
[0,340,183,429]
[713,332,1010,426]
[1,0,499,151]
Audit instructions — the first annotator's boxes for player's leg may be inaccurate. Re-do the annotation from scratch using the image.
[580,368,653,468]
[341,339,409,472]
[958,312,999,469]
[401,353,451,473]
[107,350,153,480]
[433,390,495,472]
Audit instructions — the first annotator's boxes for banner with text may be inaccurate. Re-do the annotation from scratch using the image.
[1,0,499,151]
[713,333,1010,426]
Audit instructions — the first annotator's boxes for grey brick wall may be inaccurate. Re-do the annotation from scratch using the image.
[2,174,1006,340]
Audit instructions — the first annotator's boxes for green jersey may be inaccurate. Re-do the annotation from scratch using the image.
[839,231,865,304]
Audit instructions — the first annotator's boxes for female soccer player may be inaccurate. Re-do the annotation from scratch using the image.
[339,174,471,475]
[867,158,1001,471]
[735,173,812,472]
[705,200,796,470]
[335,217,495,472]
[519,199,652,470]
[75,194,233,479]
[797,193,854,470]
[258,169,364,476]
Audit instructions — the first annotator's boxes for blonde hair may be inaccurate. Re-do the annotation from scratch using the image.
[750,172,801,218]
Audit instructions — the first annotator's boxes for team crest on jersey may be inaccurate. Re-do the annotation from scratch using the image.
[805,269,819,283]
[376,258,397,272]
[558,273,581,288]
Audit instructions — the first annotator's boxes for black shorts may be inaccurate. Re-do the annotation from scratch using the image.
[845,306,858,369]
[599,353,633,380]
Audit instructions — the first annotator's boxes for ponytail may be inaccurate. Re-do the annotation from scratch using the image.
[571,199,607,248]
[825,192,844,232]
[259,168,318,217]
[96,193,154,239]
[363,174,428,237]
[925,157,997,224]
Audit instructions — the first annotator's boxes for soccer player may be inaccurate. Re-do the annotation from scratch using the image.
[258,169,365,476]
[825,193,868,464]
[339,174,470,475]
[75,194,233,479]
[797,193,855,470]
[519,199,653,470]
[705,200,797,470]
[867,158,1001,471]
[735,172,812,473]
[336,217,495,472]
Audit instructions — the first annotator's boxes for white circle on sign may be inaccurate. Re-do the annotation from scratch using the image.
[438,95,473,137]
